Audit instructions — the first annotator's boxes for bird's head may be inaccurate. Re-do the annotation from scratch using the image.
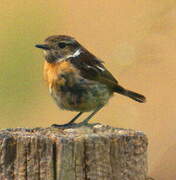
[35,35,82,63]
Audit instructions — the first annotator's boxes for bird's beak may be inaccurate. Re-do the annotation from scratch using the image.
[35,44,50,50]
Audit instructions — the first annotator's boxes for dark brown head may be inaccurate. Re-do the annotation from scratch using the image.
[35,35,82,63]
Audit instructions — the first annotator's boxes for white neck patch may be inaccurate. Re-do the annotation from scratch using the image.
[57,49,81,62]
[72,49,81,58]
[67,49,81,59]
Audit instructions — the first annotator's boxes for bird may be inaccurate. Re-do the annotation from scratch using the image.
[35,35,146,128]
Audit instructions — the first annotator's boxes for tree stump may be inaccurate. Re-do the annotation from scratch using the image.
[0,124,148,180]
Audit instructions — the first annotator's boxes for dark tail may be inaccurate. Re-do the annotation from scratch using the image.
[114,85,146,103]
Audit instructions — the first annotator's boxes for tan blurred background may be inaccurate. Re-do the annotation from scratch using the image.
[0,0,176,179]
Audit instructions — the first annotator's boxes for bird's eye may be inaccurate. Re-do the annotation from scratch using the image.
[58,42,66,48]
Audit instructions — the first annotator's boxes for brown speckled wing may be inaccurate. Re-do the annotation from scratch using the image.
[70,50,118,89]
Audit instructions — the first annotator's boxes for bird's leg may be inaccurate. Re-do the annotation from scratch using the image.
[51,112,83,128]
[78,105,104,126]
[51,105,103,128]
[67,112,84,124]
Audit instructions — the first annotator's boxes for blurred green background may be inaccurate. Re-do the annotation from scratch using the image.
[0,1,176,179]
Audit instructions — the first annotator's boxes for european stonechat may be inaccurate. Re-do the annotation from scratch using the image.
[35,35,146,127]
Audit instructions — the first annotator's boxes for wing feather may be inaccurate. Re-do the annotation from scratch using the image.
[70,51,118,89]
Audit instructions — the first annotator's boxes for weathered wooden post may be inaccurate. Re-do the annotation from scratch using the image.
[0,124,149,180]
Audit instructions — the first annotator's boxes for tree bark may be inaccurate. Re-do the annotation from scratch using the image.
[0,124,148,180]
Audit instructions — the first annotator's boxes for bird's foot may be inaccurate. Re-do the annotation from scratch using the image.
[77,122,100,127]
[51,123,78,129]
[51,122,100,129]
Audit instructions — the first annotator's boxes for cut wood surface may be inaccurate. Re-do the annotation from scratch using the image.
[0,124,149,180]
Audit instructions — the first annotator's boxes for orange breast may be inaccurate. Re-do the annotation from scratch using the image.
[43,60,78,89]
